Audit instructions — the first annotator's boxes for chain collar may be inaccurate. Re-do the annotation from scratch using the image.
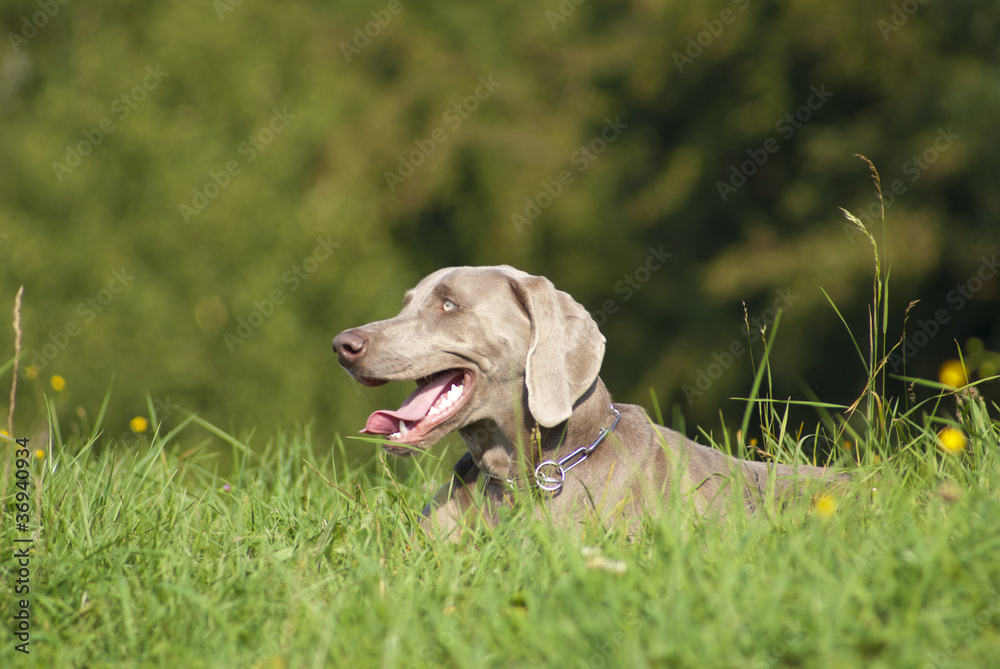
[480,404,620,495]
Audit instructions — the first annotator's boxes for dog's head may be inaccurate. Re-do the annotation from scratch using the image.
[332,265,605,455]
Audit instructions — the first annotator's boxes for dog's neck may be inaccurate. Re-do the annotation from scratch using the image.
[459,378,614,483]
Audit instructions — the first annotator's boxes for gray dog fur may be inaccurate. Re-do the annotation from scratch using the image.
[333,265,840,538]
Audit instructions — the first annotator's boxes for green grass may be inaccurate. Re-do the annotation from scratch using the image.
[3,176,1000,668]
[1,392,999,669]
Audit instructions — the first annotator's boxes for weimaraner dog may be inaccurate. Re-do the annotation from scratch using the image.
[333,265,839,537]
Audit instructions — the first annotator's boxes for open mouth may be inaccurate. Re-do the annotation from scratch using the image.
[358,369,474,454]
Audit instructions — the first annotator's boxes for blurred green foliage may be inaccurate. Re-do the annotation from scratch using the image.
[1,0,998,454]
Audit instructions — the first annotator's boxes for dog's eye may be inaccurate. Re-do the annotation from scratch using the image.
[442,299,457,312]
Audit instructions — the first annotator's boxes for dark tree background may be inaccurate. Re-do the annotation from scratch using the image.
[2,0,997,460]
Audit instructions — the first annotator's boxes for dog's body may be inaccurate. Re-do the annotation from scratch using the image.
[333,266,839,537]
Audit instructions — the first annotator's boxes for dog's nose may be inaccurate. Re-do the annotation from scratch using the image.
[332,329,368,364]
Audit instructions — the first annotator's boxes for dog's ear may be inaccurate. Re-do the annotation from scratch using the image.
[511,275,606,428]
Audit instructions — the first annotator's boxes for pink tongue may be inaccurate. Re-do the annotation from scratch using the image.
[361,371,463,435]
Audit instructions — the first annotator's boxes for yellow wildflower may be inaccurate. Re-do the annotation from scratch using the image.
[938,360,968,389]
[35,449,45,460]
[813,493,837,518]
[130,416,150,433]
[50,375,66,392]
[937,428,966,454]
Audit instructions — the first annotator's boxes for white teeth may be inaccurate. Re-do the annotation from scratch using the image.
[427,382,463,420]
[390,381,465,439]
